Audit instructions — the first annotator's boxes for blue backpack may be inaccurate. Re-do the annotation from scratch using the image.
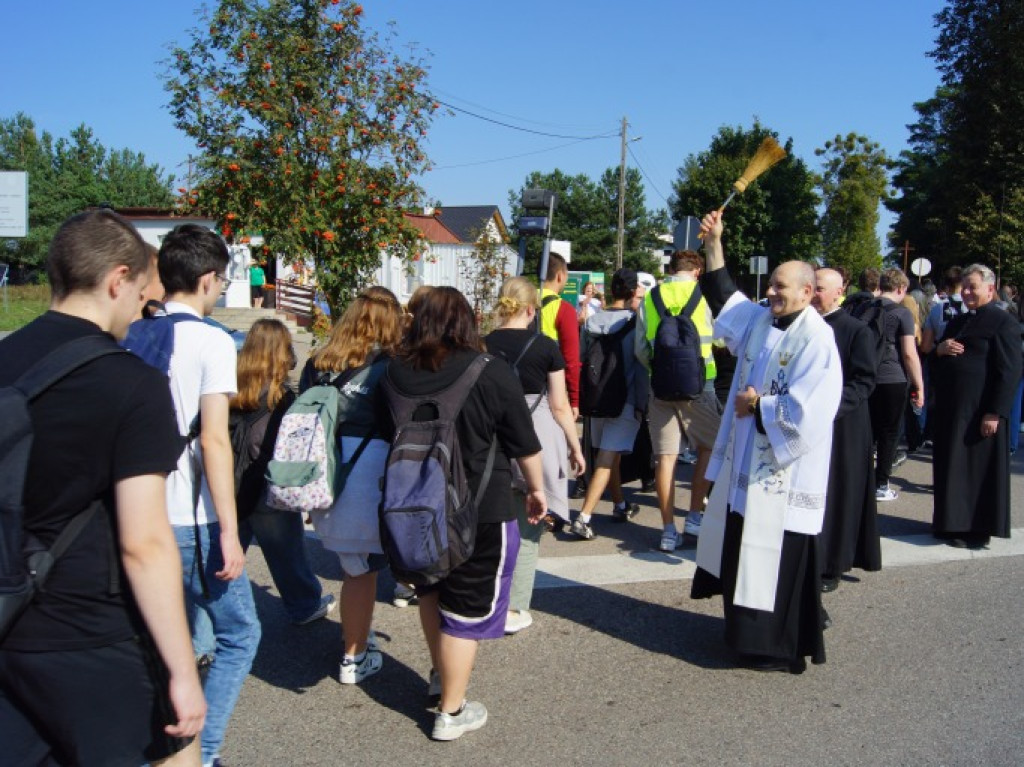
[649,284,706,402]
[378,355,496,587]
[121,313,205,376]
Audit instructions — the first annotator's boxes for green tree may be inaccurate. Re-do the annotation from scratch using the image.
[508,167,665,277]
[815,133,890,278]
[669,122,819,279]
[165,0,437,316]
[0,114,173,276]
[955,186,1024,289]
[889,1,1024,277]
[459,226,510,332]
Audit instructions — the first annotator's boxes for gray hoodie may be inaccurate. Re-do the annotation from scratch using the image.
[581,307,650,410]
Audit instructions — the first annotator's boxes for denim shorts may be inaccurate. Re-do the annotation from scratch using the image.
[338,551,388,578]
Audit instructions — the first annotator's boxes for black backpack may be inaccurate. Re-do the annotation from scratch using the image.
[649,284,706,401]
[579,314,636,418]
[528,294,561,334]
[846,297,897,370]
[378,355,496,587]
[0,337,125,641]
[229,404,272,519]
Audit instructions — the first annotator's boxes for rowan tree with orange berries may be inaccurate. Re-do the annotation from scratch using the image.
[165,0,437,315]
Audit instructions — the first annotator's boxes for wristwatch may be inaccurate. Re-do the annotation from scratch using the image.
[748,397,759,415]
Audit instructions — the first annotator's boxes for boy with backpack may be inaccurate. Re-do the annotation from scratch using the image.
[572,268,650,540]
[636,251,722,551]
[127,224,260,767]
[0,210,205,765]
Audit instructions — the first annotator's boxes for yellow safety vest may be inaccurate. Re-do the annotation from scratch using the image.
[539,287,562,341]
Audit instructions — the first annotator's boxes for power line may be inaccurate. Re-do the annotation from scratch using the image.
[432,88,612,134]
[627,143,671,207]
[436,99,617,141]
[432,137,600,170]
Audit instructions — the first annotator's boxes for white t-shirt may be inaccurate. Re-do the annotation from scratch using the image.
[163,301,238,527]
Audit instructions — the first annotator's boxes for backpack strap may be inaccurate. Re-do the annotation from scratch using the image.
[541,294,559,309]
[475,437,497,509]
[13,339,125,600]
[28,500,103,591]
[510,334,547,414]
[650,284,702,320]
[14,335,126,400]
[681,284,703,319]
[383,354,492,425]
[650,284,670,319]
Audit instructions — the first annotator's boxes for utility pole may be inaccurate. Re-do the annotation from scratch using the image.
[616,116,627,270]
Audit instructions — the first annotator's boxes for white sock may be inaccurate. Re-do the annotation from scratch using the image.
[343,650,366,664]
[579,513,592,524]
[664,524,677,534]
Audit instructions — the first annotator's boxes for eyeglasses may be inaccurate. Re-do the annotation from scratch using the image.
[210,271,230,293]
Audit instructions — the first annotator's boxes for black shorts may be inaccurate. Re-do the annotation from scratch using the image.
[417,520,519,640]
[251,284,264,301]
[0,637,191,766]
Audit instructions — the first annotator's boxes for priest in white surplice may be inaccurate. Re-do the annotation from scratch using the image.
[691,211,842,674]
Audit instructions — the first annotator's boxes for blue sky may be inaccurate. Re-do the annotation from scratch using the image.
[2,1,946,250]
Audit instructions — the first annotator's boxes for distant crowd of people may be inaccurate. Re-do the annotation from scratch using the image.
[1,208,1020,763]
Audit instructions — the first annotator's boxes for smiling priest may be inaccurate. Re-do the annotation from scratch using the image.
[690,210,842,674]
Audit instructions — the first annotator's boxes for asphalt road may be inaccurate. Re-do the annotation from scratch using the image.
[225,446,1024,766]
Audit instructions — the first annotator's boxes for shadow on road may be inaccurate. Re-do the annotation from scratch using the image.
[529,581,734,671]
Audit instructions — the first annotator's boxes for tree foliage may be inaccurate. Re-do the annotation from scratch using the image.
[669,122,819,277]
[507,167,666,278]
[0,113,173,277]
[459,226,510,333]
[956,186,1024,289]
[815,133,890,278]
[888,0,1024,282]
[165,0,438,316]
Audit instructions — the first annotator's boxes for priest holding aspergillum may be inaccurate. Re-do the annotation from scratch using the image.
[691,211,842,675]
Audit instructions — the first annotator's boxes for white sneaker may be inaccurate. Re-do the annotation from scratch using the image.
[339,650,382,684]
[875,485,898,502]
[393,583,417,608]
[504,610,533,635]
[659,529,681,552]
[432,700,488,741]
[293,594,337,626]
[684,512,703,537]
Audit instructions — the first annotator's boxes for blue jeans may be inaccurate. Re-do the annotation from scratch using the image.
[239,503,323,623]
[174,523,261,764]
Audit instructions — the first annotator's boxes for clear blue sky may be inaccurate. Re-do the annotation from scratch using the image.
[2,0,946,251]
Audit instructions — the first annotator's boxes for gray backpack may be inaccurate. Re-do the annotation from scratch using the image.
[378,355,496,586]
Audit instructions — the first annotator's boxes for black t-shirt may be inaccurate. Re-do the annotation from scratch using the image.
[484,328,565,394]
[0,311,182,652]
[381,349,541,523]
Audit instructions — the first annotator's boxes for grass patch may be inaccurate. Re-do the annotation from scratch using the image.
[0,284,50,331]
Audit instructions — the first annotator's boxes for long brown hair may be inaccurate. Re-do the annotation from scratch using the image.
[313,286,402,373]
[232,319,295,411]
[400,286,483,371]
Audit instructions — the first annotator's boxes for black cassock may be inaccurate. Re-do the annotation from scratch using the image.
[820,310,881,576]
[933,304,1022,538]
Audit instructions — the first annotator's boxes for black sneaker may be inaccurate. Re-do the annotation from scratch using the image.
[611,502,640,523]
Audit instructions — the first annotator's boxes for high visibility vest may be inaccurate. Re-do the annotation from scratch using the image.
[642,279,717,382]
[539,287,561,341]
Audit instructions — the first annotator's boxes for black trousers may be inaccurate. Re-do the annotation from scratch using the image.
[870,381,908,488]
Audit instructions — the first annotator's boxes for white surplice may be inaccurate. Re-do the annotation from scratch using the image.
[696,291,842,611]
